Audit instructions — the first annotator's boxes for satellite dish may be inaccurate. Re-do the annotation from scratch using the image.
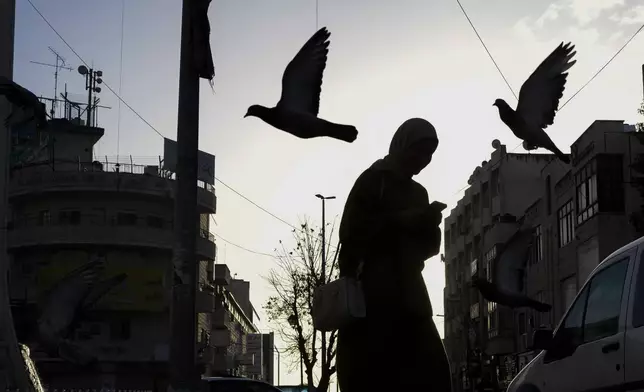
[468,176,473,185]
[96,70,103,77]
[78,65,88,75]
[96,78,103,84]
[492,139,501,149]
[482,161,487,166]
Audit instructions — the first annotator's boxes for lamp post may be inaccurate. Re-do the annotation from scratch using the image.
[314,193,335,376]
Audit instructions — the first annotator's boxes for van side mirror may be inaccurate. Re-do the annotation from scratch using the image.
[532,329,553,350]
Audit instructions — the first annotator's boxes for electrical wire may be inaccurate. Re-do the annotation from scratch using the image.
[558,22,644,112]
[209,216,278,259]
[455,0,518,101]
[116,0,125,161]
[25,0,165,139]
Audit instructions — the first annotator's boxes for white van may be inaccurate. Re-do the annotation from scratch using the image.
[507,236,644,392]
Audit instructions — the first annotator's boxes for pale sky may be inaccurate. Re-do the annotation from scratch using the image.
[13,0,644,386]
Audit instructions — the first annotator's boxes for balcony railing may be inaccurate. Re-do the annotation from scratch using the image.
[10,157,215,194]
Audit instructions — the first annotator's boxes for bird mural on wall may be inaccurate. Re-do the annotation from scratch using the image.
[472,226,552,312]
[0,76,48,129]
[493,42,576,164]
[244,27,359,143]
[35,254,127,365]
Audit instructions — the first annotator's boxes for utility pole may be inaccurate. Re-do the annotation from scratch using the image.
[314,193,335,379]
[0,0,33,390]
[169,0,200,390]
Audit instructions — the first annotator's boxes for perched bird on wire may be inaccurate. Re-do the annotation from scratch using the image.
[0,76,48,129]
[493,42,576,164]
[472,225,552,312]
[244,27,358,143]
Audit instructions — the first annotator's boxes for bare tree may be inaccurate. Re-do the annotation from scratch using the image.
[264,217,339,392]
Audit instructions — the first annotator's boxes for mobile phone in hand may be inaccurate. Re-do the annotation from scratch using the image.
[430,201,447,213]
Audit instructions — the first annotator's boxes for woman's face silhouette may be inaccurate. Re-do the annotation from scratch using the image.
[401,138,438,175]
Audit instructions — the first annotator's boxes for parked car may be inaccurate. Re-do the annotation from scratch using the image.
[202,376,284,392]
[507,236,644,391]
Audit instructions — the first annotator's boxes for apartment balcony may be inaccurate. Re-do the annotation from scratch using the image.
[196,286,216,313]
[9,159,217,214]
[7,214,217,261]
[211,307,232,328]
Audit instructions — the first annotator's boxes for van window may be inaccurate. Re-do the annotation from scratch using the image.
[558,285,588,348]
[582,258,629,343]
[633,252,644,328]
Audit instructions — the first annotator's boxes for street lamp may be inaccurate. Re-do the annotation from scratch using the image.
[288,314,304,385]
[315,193,335,381]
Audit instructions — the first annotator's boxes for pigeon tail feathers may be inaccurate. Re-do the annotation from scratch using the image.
[325,123,358,143]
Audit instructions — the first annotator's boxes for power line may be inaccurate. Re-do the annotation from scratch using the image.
[558,22,644,112]
[455,0,518,101]
[25,0,165,139]
[209,215,278,259]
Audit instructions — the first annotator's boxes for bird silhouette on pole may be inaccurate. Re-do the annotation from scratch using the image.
[493,42,576,164]
[472,225,552,312]
[244,27,358,143]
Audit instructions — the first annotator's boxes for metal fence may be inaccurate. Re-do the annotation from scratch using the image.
[11,157,215,194]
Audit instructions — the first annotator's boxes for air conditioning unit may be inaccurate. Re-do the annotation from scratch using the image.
[144,165,159,176]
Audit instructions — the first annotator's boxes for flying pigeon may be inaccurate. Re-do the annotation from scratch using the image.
[493,42,576,164]
[472,227,552,312]
[36,255,126,365]
[0,76,48,129]
[244,27,358,143]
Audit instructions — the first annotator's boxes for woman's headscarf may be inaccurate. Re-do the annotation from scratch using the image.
[372,118,438,175]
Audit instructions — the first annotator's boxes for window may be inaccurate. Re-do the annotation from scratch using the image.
[531,226,543,265]
[597,154,624,213]
[59,210,81,225]
[471,259,478,277]
[147,215,164,228]
[561,276,577,311]
[444,229,451,251]
[110,320,131,340]
[633,253,644,328]
[485,246,497,280]
[37,210,50,226]
[491,169,499,198]
[558,199,575,247]
[481,182,490,208]
[545,175,552,215]
[457,214,463,234]
[474,235,481,258]
[473,193,480,218]
[450,223,456,243]
[518,313,526,335]
[576,159,598,225]
[465,204,472,224]
[557,285,588,349]
[470,303,479,319]
[90,208,106,225]
[117,212,137,226]
[488,301,498,330]
[582,258,629,343]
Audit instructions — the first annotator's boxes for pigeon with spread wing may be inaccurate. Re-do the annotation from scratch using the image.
[0,76,48,129]
[244,27,358,143]
[493,42,576,164]
[472,227,552,312]
[36,255,126,365]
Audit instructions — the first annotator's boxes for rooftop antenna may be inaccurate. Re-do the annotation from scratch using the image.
[30,47,73,117]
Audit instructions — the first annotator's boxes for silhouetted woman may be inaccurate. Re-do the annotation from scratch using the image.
[336,118,451,391]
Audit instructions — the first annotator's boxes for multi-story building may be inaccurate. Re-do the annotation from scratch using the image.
[3,87,267,388]
[443,141,556,392]
[512,120,644,377]
[443,120,644,391]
